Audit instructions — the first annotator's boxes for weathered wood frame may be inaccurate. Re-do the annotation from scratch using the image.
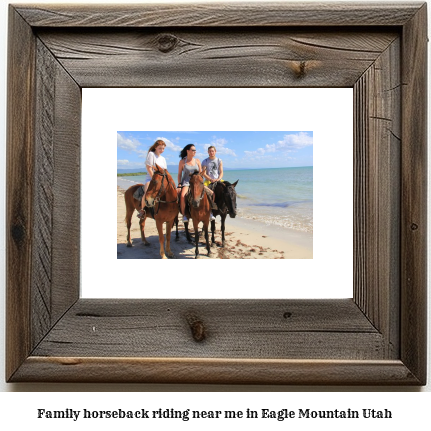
[6,2,427,385]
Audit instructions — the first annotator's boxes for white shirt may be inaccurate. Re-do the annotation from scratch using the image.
[145,152,167,182]
[146,151,167,170]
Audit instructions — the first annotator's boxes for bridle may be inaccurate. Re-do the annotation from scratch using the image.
[214,181,236,215]
[146,171,178,215]
[189,173,205,207]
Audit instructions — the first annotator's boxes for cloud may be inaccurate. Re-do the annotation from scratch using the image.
[244,132,312,158]
[117,133,142,152]
[204,137,237,157]
[157,137,182,152]
[265,132,313,152]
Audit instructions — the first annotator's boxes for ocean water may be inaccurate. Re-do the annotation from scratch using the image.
[118,166,313,233]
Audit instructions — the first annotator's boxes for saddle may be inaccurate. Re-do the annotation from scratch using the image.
[186,189,218,210]
[134,186,155,218]
[133,185,144,202]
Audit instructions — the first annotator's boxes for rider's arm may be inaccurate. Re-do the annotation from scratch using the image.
[177,160,184,186]
[217,160,224,181]
[146,165,154,178]
[145,152,155,178]
[201,160,210,180]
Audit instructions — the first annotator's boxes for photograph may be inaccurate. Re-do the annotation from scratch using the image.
[117,131,313,260]
[2,0,428,397]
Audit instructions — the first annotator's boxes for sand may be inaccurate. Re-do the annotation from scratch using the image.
[117,186,312,259]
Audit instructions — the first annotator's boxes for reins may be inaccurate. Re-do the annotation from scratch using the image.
[150,171,178,216]
[211,181,228,214]
[215,181,236,215]
[189,173,206,207]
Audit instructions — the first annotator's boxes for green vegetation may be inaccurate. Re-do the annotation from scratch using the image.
[117,172,146,177]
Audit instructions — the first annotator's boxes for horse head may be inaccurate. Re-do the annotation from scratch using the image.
[222,180,239,218]
[145,164,175,208]
[189,171,205,208]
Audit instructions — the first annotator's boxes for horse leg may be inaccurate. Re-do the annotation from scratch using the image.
[140,214,150,246]
[210,219,216,246]
[156,219,167,259]
[204,222,211,256]
[125,197,135,247]
[165,220,174,258]
[221,215,226,247]
[184,221,192,242]
[125,211,133,247]
[193,220,200,259]
[175,216,179,241]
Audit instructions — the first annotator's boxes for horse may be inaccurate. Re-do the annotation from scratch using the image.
[185,171,212,258]
[209,180,238,247]
[124,165,179,258]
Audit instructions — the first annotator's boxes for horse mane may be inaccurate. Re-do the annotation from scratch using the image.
[151,168,177,201]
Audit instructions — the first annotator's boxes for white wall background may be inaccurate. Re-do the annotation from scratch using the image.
[0,0,429,408]
[81,87,352,299]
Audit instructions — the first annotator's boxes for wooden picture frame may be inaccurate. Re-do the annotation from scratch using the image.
[6,2,427,385]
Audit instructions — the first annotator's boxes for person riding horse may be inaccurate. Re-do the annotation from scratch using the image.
[202,145,223,221]
[137,139,167,219]
[177,144,217,224]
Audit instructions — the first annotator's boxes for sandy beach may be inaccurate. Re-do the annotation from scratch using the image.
[117,186,313,259]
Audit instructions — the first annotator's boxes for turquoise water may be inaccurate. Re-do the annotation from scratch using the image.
[118,166,313,233]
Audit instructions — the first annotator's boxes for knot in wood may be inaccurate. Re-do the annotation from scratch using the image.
[294,61,307,79]
[157,34,178,53]
[186,314,206,342]
[411,223,418,231]
[11,222,26,246]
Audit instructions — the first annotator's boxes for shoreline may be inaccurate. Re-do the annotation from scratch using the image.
[117,186,313,259]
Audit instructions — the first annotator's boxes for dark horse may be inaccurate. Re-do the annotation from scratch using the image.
[209,180,239,247]
[124,165,179,258]
[185,171,211,258]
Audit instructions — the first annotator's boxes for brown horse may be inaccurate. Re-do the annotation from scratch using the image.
[186,171,211,258]
[124,165,179,258]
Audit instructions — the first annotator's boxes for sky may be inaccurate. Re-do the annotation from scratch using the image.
[117,131,313,171]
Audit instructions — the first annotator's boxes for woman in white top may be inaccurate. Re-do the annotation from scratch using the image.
[138,139,167,217]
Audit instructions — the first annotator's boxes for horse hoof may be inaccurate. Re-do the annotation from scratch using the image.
[144,242,150,247]
[127,242,132,248]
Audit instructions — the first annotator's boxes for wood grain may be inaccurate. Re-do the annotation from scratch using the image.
[6,7,36,382]
[31,37,81,348]
[15,2,423,27]
[12,357,420,385]
[353,38,401,358]
[36,29,398,88]
[6,2,427,385]
[400,2,428,385]
[32,299,383,359]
